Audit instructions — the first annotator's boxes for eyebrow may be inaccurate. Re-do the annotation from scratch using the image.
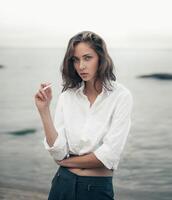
[73,54,92,59]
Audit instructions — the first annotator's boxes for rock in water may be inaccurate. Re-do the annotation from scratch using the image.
[8,128,36,136]
[0,64,5,69]
[137,73,172,80]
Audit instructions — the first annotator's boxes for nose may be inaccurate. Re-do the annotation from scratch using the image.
[79,61,86,69]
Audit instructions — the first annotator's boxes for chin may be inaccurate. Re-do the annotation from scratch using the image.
[81,76,90,80]
[81,77,92,81]
[80,74,95,82]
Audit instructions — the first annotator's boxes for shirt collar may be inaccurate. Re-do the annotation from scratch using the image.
[75,80,118,96]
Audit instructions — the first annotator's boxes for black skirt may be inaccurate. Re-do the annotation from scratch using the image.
[48,166,115,200]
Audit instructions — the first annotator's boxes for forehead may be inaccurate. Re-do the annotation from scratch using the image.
[73,42,96,57]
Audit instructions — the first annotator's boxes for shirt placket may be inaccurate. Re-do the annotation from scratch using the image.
[79,92,103,145]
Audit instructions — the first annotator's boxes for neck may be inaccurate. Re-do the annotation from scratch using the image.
[84,80,102,95]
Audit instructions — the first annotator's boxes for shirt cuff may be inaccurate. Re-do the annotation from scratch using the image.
[43,129,68,160]
[93,143,120,170]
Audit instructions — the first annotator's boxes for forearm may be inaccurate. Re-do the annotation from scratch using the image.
[39,108,58,147]
[55,152,105,168]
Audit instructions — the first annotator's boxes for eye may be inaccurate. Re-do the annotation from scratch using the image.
[72,57,79,63]
[84,56,92,61]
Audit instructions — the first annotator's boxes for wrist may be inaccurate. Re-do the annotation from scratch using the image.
[39,107,50,117]
[56,158,72,167]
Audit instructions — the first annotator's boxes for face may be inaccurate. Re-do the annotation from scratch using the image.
[73,42,99,83]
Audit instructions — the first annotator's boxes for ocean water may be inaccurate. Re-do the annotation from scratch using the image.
[0,47,172,200]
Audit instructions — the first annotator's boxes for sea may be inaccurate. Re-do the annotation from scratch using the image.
[0,47,172,200]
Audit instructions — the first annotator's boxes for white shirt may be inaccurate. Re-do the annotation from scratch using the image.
[43,80,133,170]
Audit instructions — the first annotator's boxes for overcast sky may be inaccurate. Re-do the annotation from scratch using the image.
[0,0,172,48]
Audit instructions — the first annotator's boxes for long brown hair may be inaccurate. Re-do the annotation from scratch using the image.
[60,31,116,92]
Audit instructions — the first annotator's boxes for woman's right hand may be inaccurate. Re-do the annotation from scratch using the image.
[34,82,52,113]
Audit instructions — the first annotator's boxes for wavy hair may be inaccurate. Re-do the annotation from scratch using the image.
[60,31,116,92]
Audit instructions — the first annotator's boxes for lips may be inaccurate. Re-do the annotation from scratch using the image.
[80,73,88,75]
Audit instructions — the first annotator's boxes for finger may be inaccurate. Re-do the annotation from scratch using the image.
[40,82,51,89]
[44,87,52,95]
[36,92,45,101]
[41,85,52,96]
[35,95,42,101]
[37,93,44,101]
[39,89,48,100]
[40,83,46,89]
[39,91,47,101]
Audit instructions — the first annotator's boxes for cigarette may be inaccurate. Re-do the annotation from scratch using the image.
[42,83,52,91]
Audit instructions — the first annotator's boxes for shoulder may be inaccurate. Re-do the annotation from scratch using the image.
[110,81,133,106]
[58,88,74,102]
[111,81,132,97]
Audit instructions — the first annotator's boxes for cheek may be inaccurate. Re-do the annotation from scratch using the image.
[91,60,99,72]
[74,64,79,71]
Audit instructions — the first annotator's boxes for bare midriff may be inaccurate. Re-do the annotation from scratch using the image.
[67,167,113,177]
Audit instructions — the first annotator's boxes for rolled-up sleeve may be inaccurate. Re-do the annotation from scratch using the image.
[43,93,69,161]
[93,91,133,170]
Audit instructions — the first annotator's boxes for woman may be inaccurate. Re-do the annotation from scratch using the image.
[34,31,133,200]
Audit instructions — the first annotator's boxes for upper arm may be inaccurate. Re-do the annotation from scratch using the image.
[93,91,134,170]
